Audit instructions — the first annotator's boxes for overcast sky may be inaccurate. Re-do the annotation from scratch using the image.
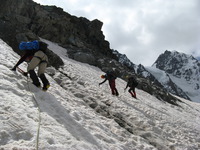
[33,0,200,66]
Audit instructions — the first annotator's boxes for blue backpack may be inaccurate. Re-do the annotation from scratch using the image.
[19,40,39,50]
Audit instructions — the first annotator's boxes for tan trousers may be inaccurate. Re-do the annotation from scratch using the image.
[27,51,48,76]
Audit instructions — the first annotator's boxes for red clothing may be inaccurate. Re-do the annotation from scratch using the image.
[13,51,36,69]
[100,75,119,96]
[109,79,119,96]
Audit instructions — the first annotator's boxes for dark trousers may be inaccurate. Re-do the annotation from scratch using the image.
[29,70,49,87]
[128,87,136,98]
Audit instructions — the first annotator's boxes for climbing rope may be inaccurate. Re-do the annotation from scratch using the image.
[26,76,41,150]
[17,67,41,149]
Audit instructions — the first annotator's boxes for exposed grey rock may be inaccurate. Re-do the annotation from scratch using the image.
[74,52,96,65]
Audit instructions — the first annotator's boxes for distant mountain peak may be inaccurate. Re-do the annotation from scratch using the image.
[153,50,198,74]
[151,50,200,102]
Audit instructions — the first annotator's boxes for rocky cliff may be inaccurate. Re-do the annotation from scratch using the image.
[0,0,116,66]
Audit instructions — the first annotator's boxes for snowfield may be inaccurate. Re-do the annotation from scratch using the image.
[0,39,200,150]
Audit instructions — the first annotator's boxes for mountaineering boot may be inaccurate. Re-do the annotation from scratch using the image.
[133,91,137,98]
[115,89,119,96]
[39,73,50,91]
[28,70,41,87]
[43,84,50,91]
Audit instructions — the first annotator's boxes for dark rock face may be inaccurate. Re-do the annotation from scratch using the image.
[155,50,184,74]
[0,0,64,69]
[73,52,96,66]
[0,0,114,68]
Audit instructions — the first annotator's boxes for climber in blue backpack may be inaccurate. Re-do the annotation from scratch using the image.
[11,40,50,91]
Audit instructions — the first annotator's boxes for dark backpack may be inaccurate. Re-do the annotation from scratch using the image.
[38,41,48,52]
[128,77,138,87]
[106,71,117,80]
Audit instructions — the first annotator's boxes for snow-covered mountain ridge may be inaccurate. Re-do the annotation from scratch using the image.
[151,50,200,103]
[1,39,200,150]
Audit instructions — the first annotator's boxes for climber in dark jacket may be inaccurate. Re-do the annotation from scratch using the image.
[99,71,119,96]
[124,76,138,98]
[11,41,50,91]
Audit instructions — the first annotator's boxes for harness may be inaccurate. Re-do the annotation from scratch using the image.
[33,55,48,64]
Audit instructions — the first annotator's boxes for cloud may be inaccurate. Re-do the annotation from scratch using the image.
[33,0,200,66]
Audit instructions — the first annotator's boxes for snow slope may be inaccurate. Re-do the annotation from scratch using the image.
[0,39,200,150]
[145,66,190,100]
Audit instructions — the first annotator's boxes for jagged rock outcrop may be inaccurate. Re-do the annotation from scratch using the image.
[0,0,115,68]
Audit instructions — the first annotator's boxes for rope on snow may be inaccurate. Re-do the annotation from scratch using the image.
[26,75,41,150]
[17,67,42,150]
